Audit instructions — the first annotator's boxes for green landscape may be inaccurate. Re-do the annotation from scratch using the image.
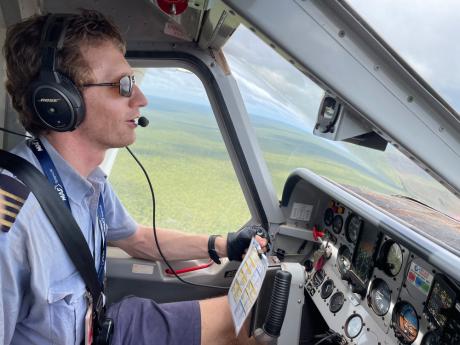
[109,98,250,236]
[109,96,460,235]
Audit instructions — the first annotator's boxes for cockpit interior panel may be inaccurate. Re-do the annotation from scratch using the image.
[269,168,460,344]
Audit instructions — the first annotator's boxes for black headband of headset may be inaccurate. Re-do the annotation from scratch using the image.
[39,14,71,81]
[29,13,86,132]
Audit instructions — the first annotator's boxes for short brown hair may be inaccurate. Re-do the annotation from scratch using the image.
[4,9,126,135]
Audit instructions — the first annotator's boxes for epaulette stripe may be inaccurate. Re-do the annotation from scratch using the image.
[0,188,25,203]
[0,211,15,224]
[0,218,13,228]
[0,199,21,211]
[0,207,17,219]
[0,175,30,233]
[0,193,24,208]
[2,204,18,214]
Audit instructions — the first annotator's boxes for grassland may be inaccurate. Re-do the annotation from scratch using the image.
[109,100,250,235]
[109,97,460,235]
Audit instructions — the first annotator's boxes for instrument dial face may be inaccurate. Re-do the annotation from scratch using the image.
[312,269,325,288]
[332,215,343,234]
[327,233,337,245]
[346,214,362,243]
[324,208,334,226]
[385,242,403,276]
[345,314,363,339]
[320,279,335,299]
[392,302,419,344]
[425,278,455,328]
[369,279,391,316]
[329,292,345,313]
[337,245,352,275]
[421,331,442,345]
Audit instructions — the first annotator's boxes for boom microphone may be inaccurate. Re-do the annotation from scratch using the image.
[136,116,149,127]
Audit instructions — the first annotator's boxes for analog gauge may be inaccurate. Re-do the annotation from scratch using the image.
[312,269,325,288]
[345,314,363,339]
[337,245,352,275]
[327,233,337,245]
[345,214,363,243]
[304,260,314,272]
[425,276,456,328]
[320,279,335,299]
[392,302,419,344]
[329,292,345,313]
[421,331,442,345]
[332,215,343,234]
[324,208,334,226]
[379,240,404,276]
[368,279,391,316]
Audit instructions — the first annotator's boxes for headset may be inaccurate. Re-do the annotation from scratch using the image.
[27,14,85,132]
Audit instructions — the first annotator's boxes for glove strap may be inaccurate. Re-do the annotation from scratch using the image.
[208,235,222,264]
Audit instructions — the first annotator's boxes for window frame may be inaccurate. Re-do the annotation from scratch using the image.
[126,48,285,228]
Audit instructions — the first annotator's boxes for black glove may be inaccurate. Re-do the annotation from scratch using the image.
[227,225,268,261]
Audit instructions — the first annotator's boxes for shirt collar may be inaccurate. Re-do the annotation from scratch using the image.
[39,137,107,204]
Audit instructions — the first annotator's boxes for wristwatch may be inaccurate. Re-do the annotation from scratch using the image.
[208,235,222,264]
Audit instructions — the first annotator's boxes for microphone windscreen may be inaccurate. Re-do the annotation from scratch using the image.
[137,116,149,127]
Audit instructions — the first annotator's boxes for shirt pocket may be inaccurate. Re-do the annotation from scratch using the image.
[47,276,87,345]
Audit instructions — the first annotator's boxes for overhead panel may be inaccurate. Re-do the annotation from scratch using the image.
[198,1,240,50]
[43,0,206,46]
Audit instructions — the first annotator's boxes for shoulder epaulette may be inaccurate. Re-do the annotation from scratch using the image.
[0,174,30,232]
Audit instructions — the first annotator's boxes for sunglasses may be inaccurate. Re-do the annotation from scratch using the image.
[83,75,135,97]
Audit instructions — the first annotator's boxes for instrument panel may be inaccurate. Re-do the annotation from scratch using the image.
[277,173,460,345]
[305,201,460,344]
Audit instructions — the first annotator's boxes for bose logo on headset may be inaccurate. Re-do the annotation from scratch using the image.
[38,98,61,103]
[27,14,85,132]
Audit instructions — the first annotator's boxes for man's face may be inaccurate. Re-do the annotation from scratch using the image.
[77,41,148,150]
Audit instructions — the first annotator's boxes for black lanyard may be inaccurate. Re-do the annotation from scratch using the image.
[29,138,107,287]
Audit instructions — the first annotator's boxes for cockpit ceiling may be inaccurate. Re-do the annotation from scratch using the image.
[44,0,200,44]
[2,0,238,49]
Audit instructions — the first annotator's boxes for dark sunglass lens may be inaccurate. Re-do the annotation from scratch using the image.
[119,75,132,97]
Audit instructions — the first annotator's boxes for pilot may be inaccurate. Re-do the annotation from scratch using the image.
[0,9,268,345]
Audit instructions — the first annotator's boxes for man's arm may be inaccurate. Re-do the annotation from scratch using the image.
[110,225,228,261]
[110,225,268,262]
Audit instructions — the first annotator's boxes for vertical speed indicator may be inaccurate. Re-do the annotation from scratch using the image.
[345,214,363,244]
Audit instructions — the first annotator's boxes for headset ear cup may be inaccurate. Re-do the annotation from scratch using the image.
[58,73,85,128]
[28,14,86,132]
[28,73,85,132]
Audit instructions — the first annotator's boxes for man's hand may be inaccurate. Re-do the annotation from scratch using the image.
[227,225,269,261]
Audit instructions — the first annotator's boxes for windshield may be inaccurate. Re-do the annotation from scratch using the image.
[223,25,460,221]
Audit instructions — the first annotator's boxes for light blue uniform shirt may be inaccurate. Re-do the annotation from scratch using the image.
[0,137,137,345]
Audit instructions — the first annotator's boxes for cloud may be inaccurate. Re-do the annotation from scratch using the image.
[138,68,208,103]
[223,26,324,128]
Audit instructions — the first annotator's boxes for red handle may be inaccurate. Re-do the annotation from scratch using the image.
[165,260,214,275]
[313,225,325,241]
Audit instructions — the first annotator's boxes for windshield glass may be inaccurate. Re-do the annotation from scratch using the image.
[347,0,460,114]
[223,25,460,221]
